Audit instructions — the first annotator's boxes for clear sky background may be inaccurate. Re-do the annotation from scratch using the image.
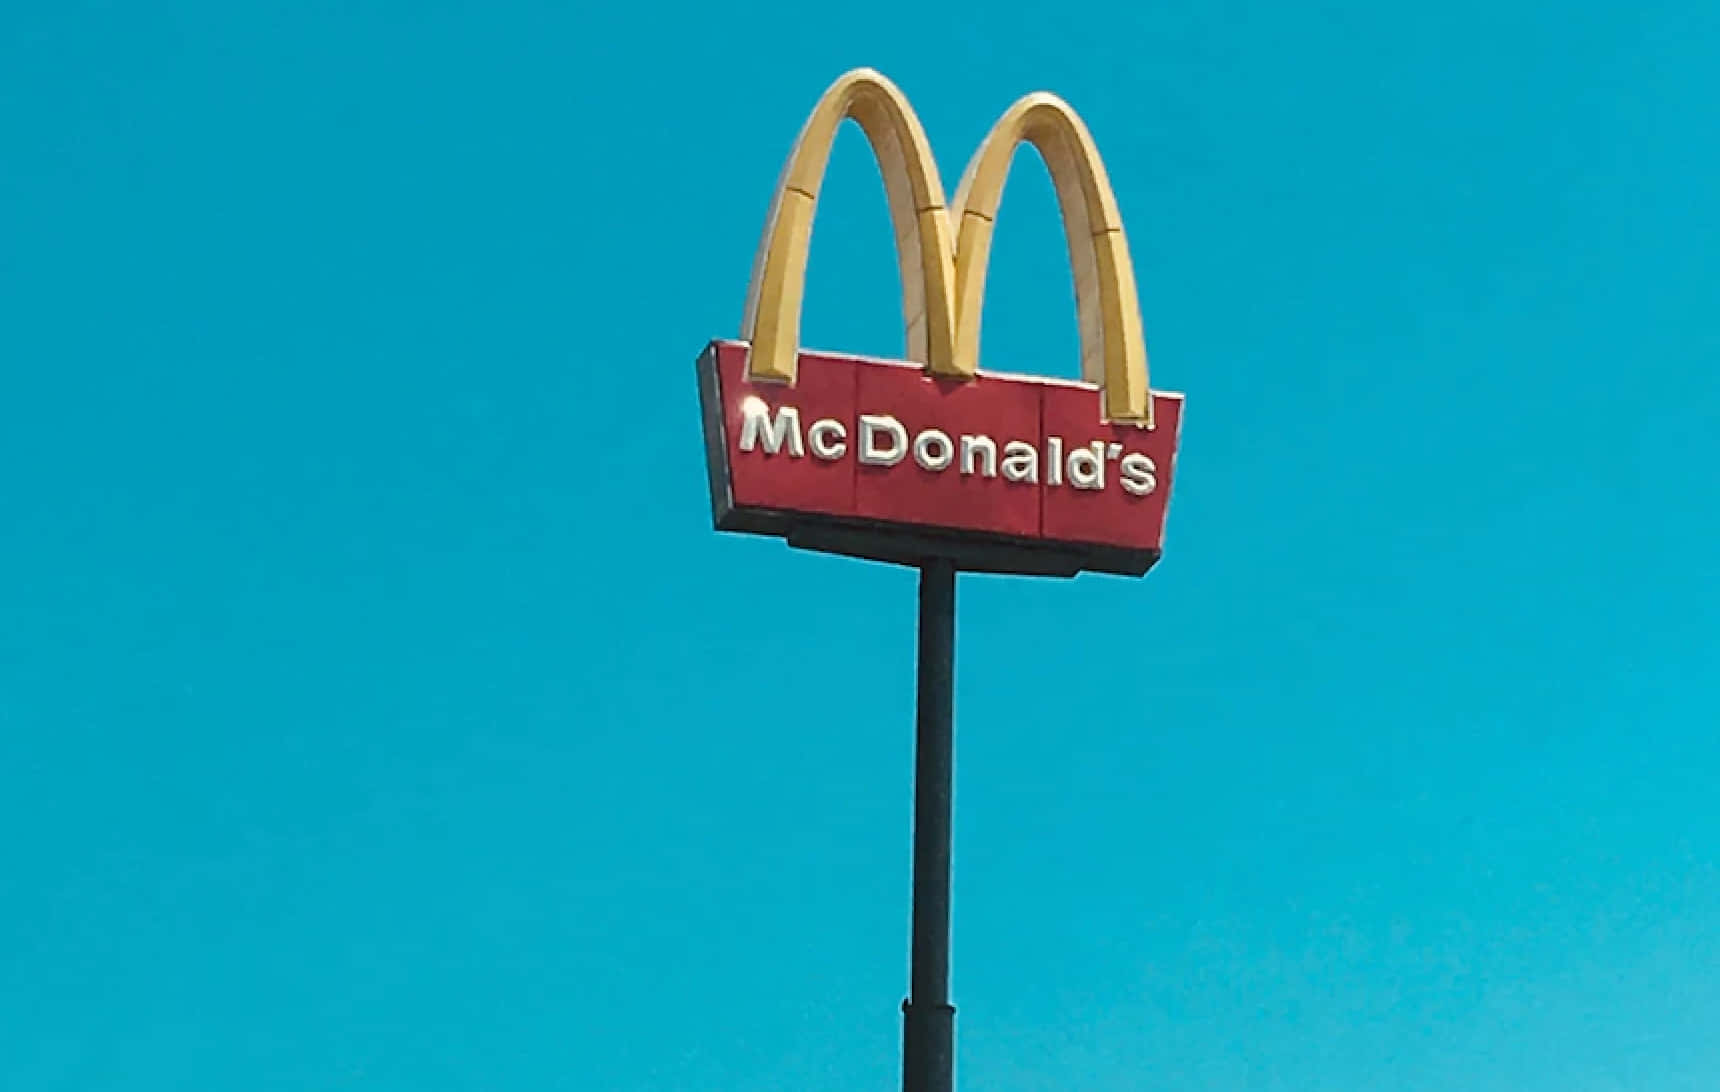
[3,2,1717,1090]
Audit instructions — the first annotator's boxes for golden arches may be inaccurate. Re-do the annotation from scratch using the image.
[740,69,1154,427]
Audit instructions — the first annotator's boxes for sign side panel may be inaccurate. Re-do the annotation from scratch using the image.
[696,343,738,528]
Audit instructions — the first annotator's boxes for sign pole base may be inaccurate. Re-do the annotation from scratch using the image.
[902,559,956,1092]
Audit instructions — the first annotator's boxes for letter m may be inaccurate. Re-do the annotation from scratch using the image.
[738,400,804,457]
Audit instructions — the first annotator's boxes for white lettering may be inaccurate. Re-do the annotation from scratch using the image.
[1068,441,1106,491]
[808,418,847,460]
[739,396,1155,499]
[859,414,908,466]
[1120,453,1158,496]
[1001,441,1039,483]
[913,429,955,472]
[738,398,803,457]
[959,434,997,477]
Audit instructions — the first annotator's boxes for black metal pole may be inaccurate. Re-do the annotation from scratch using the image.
[902,559,956,1092]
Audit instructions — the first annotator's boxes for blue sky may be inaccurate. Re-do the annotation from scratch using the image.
[3,1,1718,1089]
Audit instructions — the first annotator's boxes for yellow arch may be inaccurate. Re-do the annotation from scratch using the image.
[951,93,1153,425]
[740,68,958,383]
[741,71,1154,427]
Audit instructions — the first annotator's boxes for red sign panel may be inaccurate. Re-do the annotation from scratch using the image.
[697,341,1183,577]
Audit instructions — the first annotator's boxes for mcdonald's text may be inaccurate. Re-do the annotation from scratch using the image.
[737,401,1160,496]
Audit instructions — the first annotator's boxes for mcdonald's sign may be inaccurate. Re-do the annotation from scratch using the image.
[697,69,1184,577]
